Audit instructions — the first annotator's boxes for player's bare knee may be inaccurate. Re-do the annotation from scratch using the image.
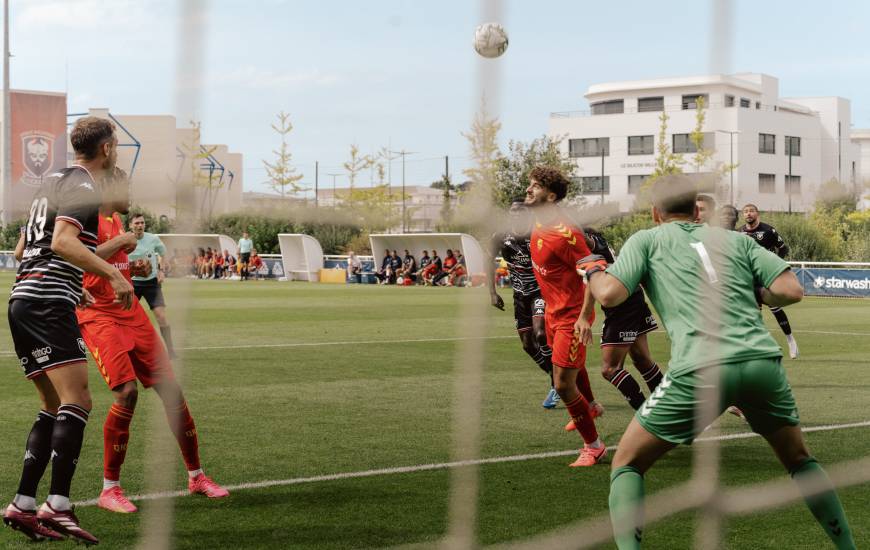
[601,363,619,380]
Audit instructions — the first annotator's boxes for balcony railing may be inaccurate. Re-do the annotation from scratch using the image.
[550,102,817,118]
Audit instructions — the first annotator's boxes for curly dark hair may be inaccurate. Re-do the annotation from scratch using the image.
[529,165,570,201]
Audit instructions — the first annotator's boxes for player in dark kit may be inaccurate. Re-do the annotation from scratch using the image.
[4,117,134,545]
[578,229,663,411]
[488,202,561,409]
[741,204,799,359]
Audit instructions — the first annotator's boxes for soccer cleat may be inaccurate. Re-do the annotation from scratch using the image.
[189,473,229,498]
[542,388,561,409]
[569,444,608,467]
[3,503,65,541]
[36,503,99,545]
[787,335,799,359]
[98,486,138,514]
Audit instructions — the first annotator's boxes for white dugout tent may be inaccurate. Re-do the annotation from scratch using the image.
[158,234,237,256]
[369,233,486,275]
[277,234,324,282]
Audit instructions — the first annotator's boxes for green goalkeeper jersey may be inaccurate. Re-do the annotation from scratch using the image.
[606,221,790,375]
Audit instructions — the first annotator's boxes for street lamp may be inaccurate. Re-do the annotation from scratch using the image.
[714,130,740,205]
[390,150,416,233]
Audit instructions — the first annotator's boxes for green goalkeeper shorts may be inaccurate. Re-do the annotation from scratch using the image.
[636,357,800,445]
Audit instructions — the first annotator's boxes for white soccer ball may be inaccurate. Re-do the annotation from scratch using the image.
[473,22,509,58]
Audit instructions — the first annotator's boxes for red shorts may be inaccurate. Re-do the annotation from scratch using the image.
[79,312,174,389]
[547,328,587,369]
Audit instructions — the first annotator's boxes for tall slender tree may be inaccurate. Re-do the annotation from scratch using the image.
[263,111,304,199]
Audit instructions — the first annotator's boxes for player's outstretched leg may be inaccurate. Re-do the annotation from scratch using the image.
[36,364,99,545]
[763,425,855,549]
[553,366,606,467]
[3,377,65,542]
[770,307,798,359]
[154,381,229,498]
[601,345,646,410]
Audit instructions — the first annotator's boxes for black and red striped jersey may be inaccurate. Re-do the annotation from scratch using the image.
[11,166,101,307]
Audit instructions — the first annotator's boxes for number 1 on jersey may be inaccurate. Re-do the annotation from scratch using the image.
[690,242,719,283]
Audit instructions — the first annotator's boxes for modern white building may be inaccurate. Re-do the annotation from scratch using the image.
[549,73,863,212]
[853,128,870,207]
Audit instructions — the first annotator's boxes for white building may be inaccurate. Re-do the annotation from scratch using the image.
[316,184,455,232]
[549,73,863,212]
[853,128,870,208]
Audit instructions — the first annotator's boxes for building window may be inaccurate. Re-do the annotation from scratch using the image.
[785,136,801,156]
[758,173,776,194]
[575,176,610,195]
[628,175,648,195]
[569,137,609,158]
[786,175,801,194]
[740,97,750,108]
[682,94,709,110]
[759,133,776,154]
[638,97,664,112]
[628,135,654,155]
[591,100,624,115]
[673,133,713,154]
[725,94,735,107]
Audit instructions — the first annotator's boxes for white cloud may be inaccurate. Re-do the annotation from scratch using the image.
[18,0,156,29]
[218,66,340,90]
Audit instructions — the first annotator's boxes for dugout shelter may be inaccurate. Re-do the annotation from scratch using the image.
[277,234,324,282]
[369,233,486,278]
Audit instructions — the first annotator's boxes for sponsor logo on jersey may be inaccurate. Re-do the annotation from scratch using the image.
[32,346,52,364]
[22,247,43,259]
[619,330,639,342]
[21,131,56,185]
[77,338,87,354]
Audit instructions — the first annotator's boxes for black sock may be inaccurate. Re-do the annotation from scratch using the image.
[638,362,663,392]
[606,369,646,410]
[160,325,176,356]
[48,404,89,498]
[16,410,56,499]
[531,345,554,377]
[771,308,792,335]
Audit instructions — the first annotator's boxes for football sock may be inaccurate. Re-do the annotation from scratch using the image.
[563,394,598,444]
[790,458,856,549]
[606,368,646,410]
[103,479,120,491]
[104,404,134,482]
[610,466,645,550]
[16,410,56,499]
[48,404,90,505]
[165,401,201,471]
[771,307,793,335]
[531,346,553,376]
[12,495,36,511]
[188,468,203,479]
[575,367,595,403]
[160,325,177,356]
[46,495,71,511]
[638,362,663,392]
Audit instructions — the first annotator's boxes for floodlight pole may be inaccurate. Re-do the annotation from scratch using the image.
[327,173,341,210]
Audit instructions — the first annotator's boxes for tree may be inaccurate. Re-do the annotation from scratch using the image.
[343,144,374,193]
[493,134,578,209]
[461,99,502,197]
[647,111,685,186]
[431,173,455,226]
[262,111,304,199]
[346,184,401,232]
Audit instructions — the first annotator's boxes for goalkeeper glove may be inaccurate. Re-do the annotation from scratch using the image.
[576,254,608,280]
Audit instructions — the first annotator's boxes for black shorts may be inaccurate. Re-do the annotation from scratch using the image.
[133,279,166,309]
[8,299,88,379]
[240,252,251,264]
[601,289,657,346]
[513,292,545,332]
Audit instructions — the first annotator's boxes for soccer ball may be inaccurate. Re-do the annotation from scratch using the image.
[473,23,509,58]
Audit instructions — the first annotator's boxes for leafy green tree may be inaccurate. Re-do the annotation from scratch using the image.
[263,111,304,199]
[493,135,578,209]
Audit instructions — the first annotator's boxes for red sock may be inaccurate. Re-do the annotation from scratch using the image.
[165,402,201,471]
[575,366,595,403]
[103,404,134,481]
[564,394,599,444]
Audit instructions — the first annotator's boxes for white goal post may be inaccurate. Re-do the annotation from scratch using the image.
[277,233,324,282]
[369,233,486,276]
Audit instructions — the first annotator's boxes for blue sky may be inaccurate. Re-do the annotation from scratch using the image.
[10,0,870,195]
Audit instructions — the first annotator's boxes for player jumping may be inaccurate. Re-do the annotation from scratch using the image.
[487,202,560,409]
[524,166,606,467]
[740,204,799,359]
[128,214,178,358]
[581,175,854,549]
[77,168,229,514]
[4,117,134,544]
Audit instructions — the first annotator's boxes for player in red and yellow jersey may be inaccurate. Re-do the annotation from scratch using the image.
[525,166,606,467]
[76,168,228,513]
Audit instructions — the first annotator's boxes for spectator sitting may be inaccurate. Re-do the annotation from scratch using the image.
[387,250,402,284]
[433,249,457,286]
[397,249,417,284]
[421,249,442,285]
[213,250,226,279]
[347,251,363,284]
[449,249,468,286]
[222,250,236,279]
[416,250,432,284]
[249,249,264,280]
[374,250,391,284]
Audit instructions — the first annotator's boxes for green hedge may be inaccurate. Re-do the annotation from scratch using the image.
[201,214,361,255]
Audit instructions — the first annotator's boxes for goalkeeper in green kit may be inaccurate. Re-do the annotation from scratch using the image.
[580,176,855,549]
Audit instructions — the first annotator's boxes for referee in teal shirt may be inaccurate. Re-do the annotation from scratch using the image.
[128,214,177,357]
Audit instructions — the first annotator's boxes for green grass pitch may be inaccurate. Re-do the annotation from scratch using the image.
[0,273,867,549]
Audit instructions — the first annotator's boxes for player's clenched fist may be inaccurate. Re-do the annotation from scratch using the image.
[576,254,608,279]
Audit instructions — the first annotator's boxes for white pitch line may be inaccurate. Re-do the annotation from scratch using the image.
[72,419,870,508]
